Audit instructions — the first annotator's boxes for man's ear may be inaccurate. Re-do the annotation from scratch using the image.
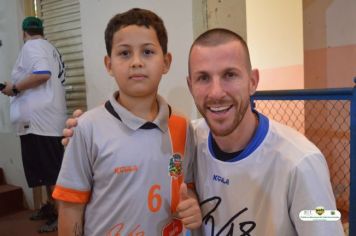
[104,55,113,76]
[163,52,172,74]
[249,69,259,95]
[186,75,193,94]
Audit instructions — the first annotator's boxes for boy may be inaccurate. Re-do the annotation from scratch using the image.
[53,8,201,235]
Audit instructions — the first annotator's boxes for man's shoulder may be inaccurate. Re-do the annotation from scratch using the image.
[24,38,47,48]
[190,118,209,141]
[268,120,323,161]
[22,39,52,56]
[191,118,208,130]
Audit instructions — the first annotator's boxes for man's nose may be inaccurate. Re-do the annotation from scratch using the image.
[208,78,226,99]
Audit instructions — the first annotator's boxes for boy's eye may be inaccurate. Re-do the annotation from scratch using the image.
[143,49,154,55]
[119,50,130,57]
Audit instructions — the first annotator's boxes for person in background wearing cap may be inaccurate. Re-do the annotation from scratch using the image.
[1,16,67,233]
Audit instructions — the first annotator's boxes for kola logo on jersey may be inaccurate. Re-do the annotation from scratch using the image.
[168,154,183,178]
[213,174,230,185]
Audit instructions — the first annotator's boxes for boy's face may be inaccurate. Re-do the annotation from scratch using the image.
[105,25,171,101]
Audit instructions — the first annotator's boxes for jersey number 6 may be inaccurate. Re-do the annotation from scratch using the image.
[148,184,162,212]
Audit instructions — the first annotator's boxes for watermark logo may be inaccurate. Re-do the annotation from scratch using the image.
[315,206,325,215]
[299,206,341,221]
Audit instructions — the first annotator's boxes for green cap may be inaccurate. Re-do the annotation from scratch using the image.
[22,16,43,31]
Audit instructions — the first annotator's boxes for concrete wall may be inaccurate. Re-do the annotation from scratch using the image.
[304,0,356,88]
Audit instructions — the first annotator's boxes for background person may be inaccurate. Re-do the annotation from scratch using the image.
[1,16,67,233]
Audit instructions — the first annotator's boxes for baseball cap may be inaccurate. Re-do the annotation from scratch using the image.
[22,16,43,31]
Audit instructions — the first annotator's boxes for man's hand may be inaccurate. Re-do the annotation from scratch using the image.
[1,82,15,96]
[61,109,83,146]
[176,183,202,229]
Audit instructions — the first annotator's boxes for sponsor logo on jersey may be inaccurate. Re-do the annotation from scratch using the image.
[212,174,229,185]
[169,153,183,178]
[299,206,341,221]
[114,165,138,175]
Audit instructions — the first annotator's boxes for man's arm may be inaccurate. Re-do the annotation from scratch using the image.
[58,201,85,236]
[1,73,50,96]
[62,109,84,146]
[289,153,344,235]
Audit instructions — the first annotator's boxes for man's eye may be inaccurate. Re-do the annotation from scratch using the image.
[225,72,236,79]
[197,75,209,82]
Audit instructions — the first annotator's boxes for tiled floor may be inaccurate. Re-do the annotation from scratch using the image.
[0,210,57,236]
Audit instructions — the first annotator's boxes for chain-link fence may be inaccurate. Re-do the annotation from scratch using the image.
[252,86,356,236]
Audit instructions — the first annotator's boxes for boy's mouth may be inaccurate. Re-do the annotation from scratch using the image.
[129,74,147,80]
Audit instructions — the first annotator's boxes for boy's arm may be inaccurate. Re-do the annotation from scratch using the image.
[58,201,85,236]
[176,183,202,229]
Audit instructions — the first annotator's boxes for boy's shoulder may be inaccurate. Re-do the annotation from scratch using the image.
[77,104,108,126]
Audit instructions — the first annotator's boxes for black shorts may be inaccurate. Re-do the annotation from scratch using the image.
[20,134,64,188]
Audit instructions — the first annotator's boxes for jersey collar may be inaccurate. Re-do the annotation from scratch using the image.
[208,111,269,162]
[107,91,171,132]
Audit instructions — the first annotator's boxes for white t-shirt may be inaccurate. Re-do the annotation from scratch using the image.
[10,38,66,136]
[192,113,344,236]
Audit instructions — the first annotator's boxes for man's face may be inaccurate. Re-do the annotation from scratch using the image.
[188,40,258,137]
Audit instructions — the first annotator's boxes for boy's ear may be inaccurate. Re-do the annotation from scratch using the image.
[104,55,113,76]
[162,52,172,74]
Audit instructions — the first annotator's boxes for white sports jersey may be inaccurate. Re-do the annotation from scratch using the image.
[192,113,344,236]
[10,38,66,136]
[54,93,195,236]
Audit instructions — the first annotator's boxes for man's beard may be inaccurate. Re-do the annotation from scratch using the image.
[199,98,250,137]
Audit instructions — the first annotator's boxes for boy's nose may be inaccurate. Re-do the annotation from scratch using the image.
[131,53,143,68]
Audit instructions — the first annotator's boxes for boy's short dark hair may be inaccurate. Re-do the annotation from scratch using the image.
[104,8,168,56]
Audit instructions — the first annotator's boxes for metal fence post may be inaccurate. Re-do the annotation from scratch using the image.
[349,78,356,235]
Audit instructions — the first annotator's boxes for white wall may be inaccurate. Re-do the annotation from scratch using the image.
[80,0,199,119]
[0,0,34,209]
[0,0,23,133]
[246,0,304,69]
[246,0,304,90]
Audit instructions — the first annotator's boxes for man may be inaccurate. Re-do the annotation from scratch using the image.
[63,28,344,235]
[187,28,343,235]
[1,16,67,233]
